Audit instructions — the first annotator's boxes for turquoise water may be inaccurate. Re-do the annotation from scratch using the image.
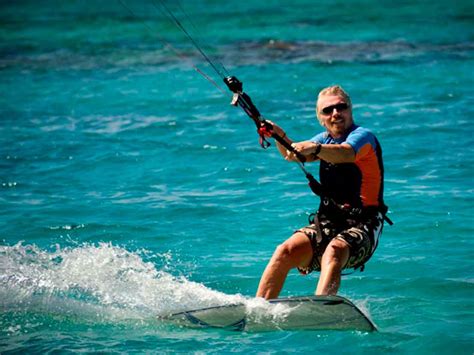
[1,0,473,353]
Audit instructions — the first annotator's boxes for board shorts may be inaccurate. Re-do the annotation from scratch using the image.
[297,210,384,274]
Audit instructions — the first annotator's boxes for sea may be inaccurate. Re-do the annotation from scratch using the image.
[1,0,473,353]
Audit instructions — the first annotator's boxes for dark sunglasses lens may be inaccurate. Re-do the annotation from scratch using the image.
[322,103,348,114]
[322,106,333,114]
[336,103,348,111]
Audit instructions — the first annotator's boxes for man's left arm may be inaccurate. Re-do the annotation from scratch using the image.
[291,142,355,163]
[317,143,355,163]
[292,128,373,164]
[318,128,375,164]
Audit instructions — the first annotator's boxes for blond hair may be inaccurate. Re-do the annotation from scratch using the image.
[316,85,352,123]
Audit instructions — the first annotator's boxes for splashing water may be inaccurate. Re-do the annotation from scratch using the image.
[0,242,247,323]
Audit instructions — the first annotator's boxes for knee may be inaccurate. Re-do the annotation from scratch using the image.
[271,233,310,268]
[271,241,298,266]
[273,242,293,264]
[322,239,350,265]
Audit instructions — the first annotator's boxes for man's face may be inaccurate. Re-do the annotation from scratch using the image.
[317,94,353,138]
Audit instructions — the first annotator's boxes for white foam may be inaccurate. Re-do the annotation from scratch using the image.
[244,297,295,324]
[0,242,245,322]
[0,242,318,326]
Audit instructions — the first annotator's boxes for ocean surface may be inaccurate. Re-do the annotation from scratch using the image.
[1,0,473,353]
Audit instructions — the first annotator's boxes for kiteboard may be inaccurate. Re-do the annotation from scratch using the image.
[162,295,376,332]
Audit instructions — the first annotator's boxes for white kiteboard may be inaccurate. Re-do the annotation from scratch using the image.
[162,295,376,332]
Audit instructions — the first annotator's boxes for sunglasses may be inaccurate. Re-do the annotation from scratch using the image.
[321,103,349,115]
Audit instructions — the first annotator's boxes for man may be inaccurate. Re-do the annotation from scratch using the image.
[256,85,387,300]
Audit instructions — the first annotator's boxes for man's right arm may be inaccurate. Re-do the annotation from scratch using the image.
[264,121,294,160]
[266,121,321,162]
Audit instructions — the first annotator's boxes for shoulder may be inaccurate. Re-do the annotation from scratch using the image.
[345,125,377,152]
[348,126,375,140]
[309,131,330,143]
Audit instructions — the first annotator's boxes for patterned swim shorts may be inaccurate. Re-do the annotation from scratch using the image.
[297,211,384,274]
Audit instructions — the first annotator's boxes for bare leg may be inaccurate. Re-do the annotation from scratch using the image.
[256,232,313,300]
[315,238,350,295]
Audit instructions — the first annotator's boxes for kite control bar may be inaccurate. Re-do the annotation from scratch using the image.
[223,76,306,163]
